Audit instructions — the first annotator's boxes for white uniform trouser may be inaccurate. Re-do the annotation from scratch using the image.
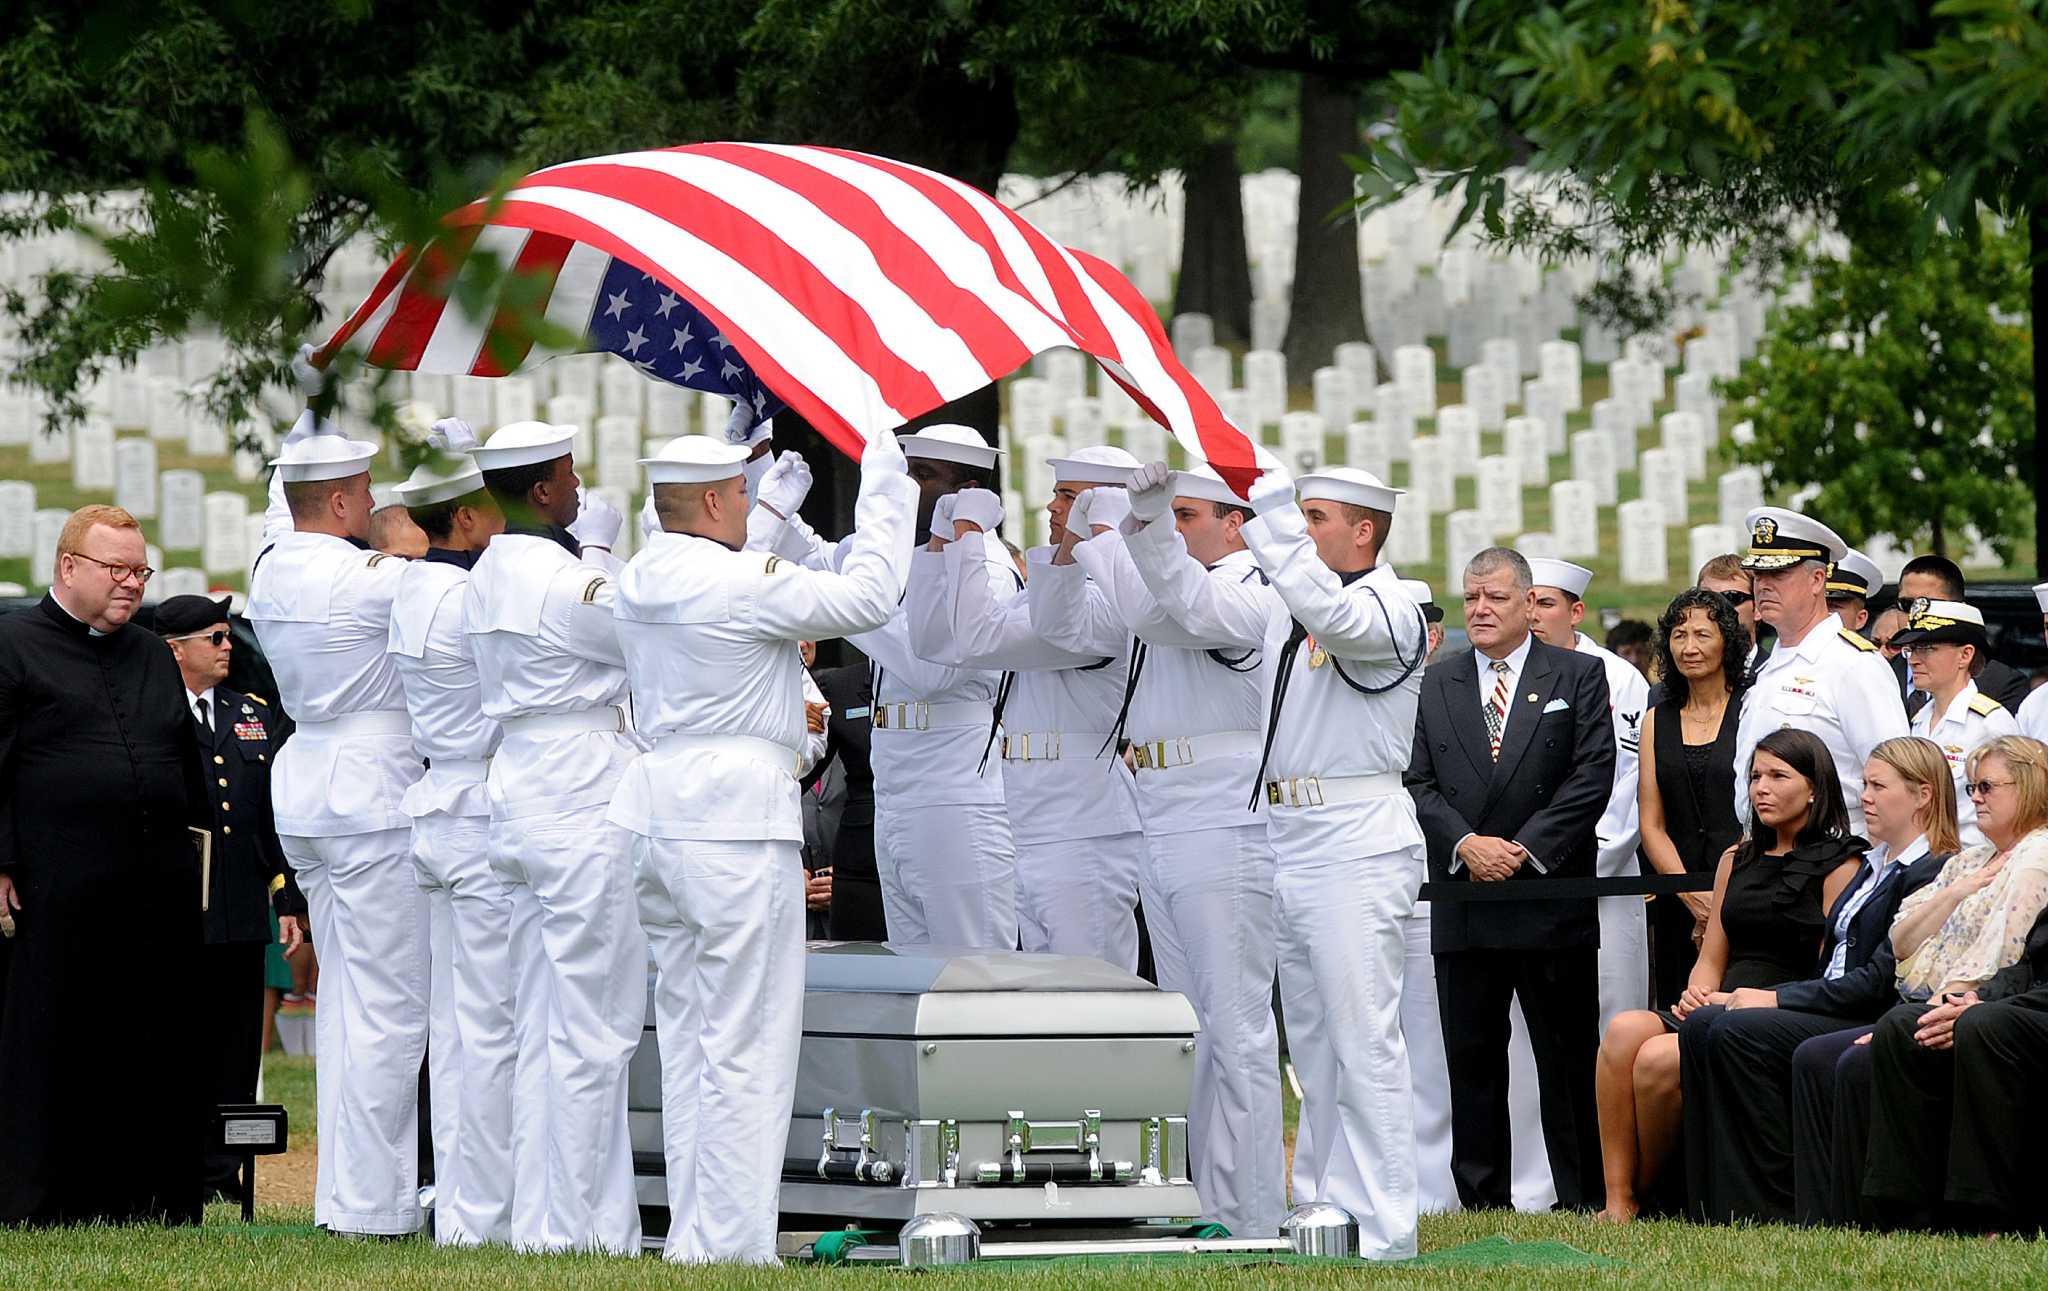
[1015,830,1143,972]
[281,827,427,1235]
[1143,824,1285,1238]
[1505,1002,1560,1210]
[1272,848,1420,1259]
[488,805,643,1255]
[413,811,516,1246]
[635,837,805,1264]
[1400,907,1459,1212]
[874,800,1018,950]
[1597,895,1649,1034]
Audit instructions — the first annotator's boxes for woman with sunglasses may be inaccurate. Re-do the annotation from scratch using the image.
[1891,599,2018,849]
[1858,734,2048,1229]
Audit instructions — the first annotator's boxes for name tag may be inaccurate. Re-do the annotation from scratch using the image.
[844,706,871,719]
[233,721,267,741]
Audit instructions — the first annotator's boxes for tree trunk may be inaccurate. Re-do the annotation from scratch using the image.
[1281,73,1366,381]
[1173,138,1253,347]
[2034,206,2047,578]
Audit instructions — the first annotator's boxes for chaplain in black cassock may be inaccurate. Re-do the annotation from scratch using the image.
[0,506,211,1226]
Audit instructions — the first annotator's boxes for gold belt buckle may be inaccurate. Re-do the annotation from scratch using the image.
[1265,776,1327,807]
[1046,731,1062,760]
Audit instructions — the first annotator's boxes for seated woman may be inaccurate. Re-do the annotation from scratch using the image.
[1679,736,1956,1223]
[1859,735,2048,1230]
[1593,728,1863,1222]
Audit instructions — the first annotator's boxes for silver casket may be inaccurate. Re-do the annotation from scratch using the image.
[628,943,1202,1231]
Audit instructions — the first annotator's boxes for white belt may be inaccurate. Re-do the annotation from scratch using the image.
[293,710,411,738]
[499,704,628,738]
[1263,771,1406,808]
[1000,730,1112,762]
[870,700,993,732]
[653,732,802,773]
[1130,729,1262,771]
[427,757,491,779]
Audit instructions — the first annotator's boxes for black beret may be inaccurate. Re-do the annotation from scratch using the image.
[154,594,232,637]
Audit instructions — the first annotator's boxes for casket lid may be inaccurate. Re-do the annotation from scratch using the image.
[803,944,1152,995]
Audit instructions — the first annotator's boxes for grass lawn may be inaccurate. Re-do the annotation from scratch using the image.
[2,1053,2037,1289]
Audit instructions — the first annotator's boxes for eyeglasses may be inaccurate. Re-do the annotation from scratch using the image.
[1715,590,1753,607]
[68,552,155,585]
[169,629,230,647]
[1967,779,2017,798]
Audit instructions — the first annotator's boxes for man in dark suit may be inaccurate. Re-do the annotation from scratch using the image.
[157,594,306,1204]
[806,650,884,940]
[1404,546,1616,1210]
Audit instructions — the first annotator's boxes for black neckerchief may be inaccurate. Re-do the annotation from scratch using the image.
[504,522,580,558]
[421,546,479,570]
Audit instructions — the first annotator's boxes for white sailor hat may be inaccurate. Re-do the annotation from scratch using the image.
[1890,598,1989,649]
[1297,467,1403,514]
[640,434,750,485]
[471,420,577,472]
[1168,443,1283,507]
[268,419,377,483]
[1527,557,1594,600]
[1739,506,1848,571]
[1826,548,1884,599]
[1399,577,1445,624]
[2034,581,2048,613]
[391,453,485,507]
[1046,444,1140,486]
[898,423,1003,469]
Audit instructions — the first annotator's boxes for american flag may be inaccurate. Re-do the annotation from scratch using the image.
[317,142,1259,491]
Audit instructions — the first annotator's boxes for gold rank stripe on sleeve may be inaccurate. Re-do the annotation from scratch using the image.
[1838,628,1878,652]
[268,873,288,895]
[1969,693,2005,718]
[580,576,607,605]
[367,552,394,568]
[764,555,782,575]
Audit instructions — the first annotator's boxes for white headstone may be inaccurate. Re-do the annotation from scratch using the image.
[1592,398,1635,470]
[1539,339,1583,412]
[1044,349,1089,408]
[28,419,70,466]
[1394,344,1437,419]
[1718,466,1764,532]
[1524,379,1567,455]
[1373,382,1415,462]
[1244,349,1287,429]
[1251,297,1288,353]
[1569,429,1617,507]
[1009,377,1054,442]
[1675,372,1719,442]
[1661,411,1707,480]
[73,417,116,491]
[1063,398,1106,450]
[1312,367,1353,432]
[1122,418,1167,464]
[647,381,691,436]
[600,364,645,424]
[1438,405,1481,478]
[1582,316,1620,365]
[0,482,33,558]
[1480,336,1521,400]
[1191,346,1233,398]
[1550,480,1600,559]
[1098,374,1139,429]
[156,568,208,601]
[1515,531,1560,561]
[1170,313,1215,362]
[495,376,539,428]
[1618,499,1669,584]
[1408,437,1456,514]
[1278,412,1326,475]
[1334,342,1377,404]
[1462,363,1506,431]
[452,377,495,431]
[699,391,733,438]
[547,396,595,462]
[410,372,454,415]
[1445,510,1491,588]
[159,469,205,550]
[1688,524,1737,578]
[185,404,229,458]
[1477,455,1523,538]
[1344,422,1390,483]
[1639,448,1686,527]
[110,371,149,430]
[595,415,641,490]
[547,355,599,406]
[202,492,250,575]
[114,438,159,518]
[1383,492,1432,567]
[145,377,188,443]
[1504,417,1548,488]
[30,509,67,586]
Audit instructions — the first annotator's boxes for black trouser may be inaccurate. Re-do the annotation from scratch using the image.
[199,942,267,1199]
[1788,1025,1876,1226]
[1680,1004,1867,1223]
[1866,1000,2048,1231]
[1435,947,1602,1209]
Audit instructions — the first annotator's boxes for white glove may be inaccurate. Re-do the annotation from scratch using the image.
[755,451,813,518]
[862,429,908,476]
[639,494,661,540]
[1126,460,1173,523]
[427,417,477,453]
[1249,463,1296,514]
[952,488,1003,534]
[290,343,326,398]
[568,487,624,550]
[1079,485,1131,534]
[929,493,958,541]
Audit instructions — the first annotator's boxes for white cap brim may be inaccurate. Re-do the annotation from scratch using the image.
[472,421,577,472]
[899,427,1003,469]
[1046,458,1135,487]
[1296,471,1403,513]
[1527,557,1594,599]
[393,470,485,506]
[269,438,377,483]
[641,435,750,485]
[2034,581,2048,613]
[1169,468,1250,508]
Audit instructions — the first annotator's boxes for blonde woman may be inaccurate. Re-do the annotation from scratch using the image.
[1680,736,1958,1223]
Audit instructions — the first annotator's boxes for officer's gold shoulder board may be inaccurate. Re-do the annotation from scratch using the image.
[1839,628,1878,652]
[764,555,782,575]
[367,552,394,568]
[1969,693,2006,718]
[580,575,607,605]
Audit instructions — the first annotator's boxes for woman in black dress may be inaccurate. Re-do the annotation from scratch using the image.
[1593,728,1864,1222]
[1639,588,1748,1007]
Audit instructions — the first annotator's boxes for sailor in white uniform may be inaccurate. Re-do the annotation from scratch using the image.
[463,420,641,1255]
[1239,466,1428,1259]
[610,433,915,1263]
[2018,584,2048,744]
[1027,454,1286,1238]
[1895,599,2020,850]
[244,418,426,1237]
[1731,507,1908,833]
[902,444,1146,969]
[385,446,515,1245]
[758,425,1017,950]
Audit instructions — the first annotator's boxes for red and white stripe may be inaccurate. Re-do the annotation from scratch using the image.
[318,143,1259,492]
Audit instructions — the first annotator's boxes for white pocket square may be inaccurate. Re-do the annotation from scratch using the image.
[1542,698,1570,714]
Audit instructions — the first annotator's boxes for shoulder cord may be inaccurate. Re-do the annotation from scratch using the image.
[1205,565,1271,672]
[1101,636,1148,757]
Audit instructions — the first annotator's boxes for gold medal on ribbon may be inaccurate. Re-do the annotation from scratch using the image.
[1309,641,1328,668]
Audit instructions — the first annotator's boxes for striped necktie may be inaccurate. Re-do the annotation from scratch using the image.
[1485,659,1510,761]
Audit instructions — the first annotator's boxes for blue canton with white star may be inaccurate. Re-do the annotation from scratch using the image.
[583,259,784,438]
